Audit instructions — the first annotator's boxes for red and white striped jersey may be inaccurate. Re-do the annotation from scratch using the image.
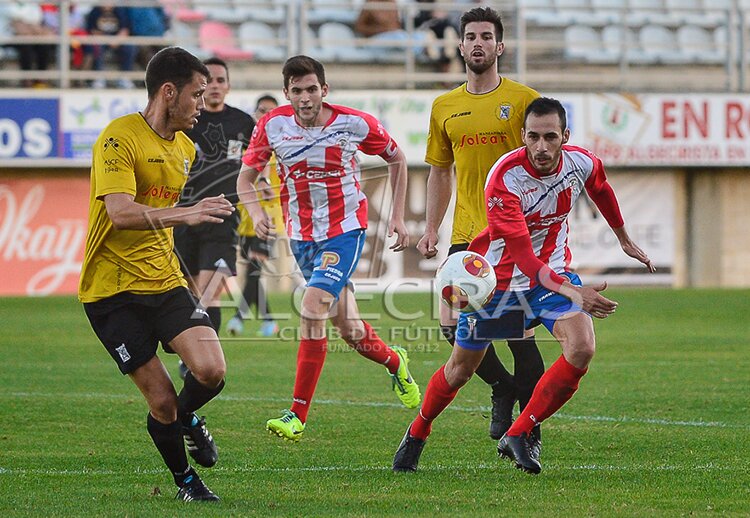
[242,103,399,242]
[470,145,621,291]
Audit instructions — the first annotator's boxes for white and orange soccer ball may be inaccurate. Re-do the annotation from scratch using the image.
[435,251,497,312]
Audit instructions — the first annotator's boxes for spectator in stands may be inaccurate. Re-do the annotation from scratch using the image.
[8,2,56,87]
[126,6,170,69]
[83,5,136,89]
[354,0,426,56]
[414,0,462,73]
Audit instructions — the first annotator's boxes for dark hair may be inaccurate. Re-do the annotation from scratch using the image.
[460,6,504,41]
[255,94,278,110]
[145,47,210,98]
[282,55,326,89]
[524,97,568,131]
[204,56,229,80]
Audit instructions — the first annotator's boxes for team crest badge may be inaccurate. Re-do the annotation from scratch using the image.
[497,104,511,121]
[103,137,119,151]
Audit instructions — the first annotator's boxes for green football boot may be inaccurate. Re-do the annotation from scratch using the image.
[266,409,305,442]
[389,346,421,409]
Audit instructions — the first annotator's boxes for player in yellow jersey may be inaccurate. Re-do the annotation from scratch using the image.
[405,6,543,463]
[79,47,233,502]
[226,95,285,337]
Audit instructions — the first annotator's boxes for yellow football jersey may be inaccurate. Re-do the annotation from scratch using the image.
[237,154,284,238]
[425,79,540,244]
[79,113,196,302]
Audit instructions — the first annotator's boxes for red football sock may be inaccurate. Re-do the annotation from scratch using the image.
[349,321,400,374]
[289,337,328,423]
[507,355,588,436]
[409,366,459,440]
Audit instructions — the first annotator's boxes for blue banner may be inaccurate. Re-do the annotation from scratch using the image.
[0,98,60,159]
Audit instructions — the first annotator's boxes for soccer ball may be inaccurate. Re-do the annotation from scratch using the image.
[435,251,496,312]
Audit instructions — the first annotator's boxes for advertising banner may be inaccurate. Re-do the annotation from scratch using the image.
[0,177,89,296]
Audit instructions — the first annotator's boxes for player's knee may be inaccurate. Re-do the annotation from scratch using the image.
[569,337,596,367]
[192,361,226,388]
[444,362,474,388]
[149,393,179,423]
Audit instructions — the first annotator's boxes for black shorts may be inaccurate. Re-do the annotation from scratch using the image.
[174,225,237,276]
[83,287,213,375]
[238,235,275,261]
[448,242,470,256]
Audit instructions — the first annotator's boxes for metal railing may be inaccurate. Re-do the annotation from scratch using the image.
[0,0,747,91]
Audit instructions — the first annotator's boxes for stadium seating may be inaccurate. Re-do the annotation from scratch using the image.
[317,22,377,63]
[238,21,286,62]
[676,25,725,65]
[198,20,254,61]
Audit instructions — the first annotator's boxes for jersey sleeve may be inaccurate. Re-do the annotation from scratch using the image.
[241,113,273,171]
[424,99,453,167]
[485,168,528,241]
[357,111,400,161]
[92,123,137,199]
[581,148,625,229]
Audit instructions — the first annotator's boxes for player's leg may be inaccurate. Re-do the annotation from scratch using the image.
[393,338,488,472]
[266,285,332,441]
[160,288,226,468]
[440,244,518,439]
[130,357,218,501]
[330,287,420,408]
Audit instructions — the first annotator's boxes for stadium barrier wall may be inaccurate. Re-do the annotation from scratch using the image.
[1,90,749,295]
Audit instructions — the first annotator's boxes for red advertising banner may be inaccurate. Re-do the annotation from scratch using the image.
[0,177,89,296]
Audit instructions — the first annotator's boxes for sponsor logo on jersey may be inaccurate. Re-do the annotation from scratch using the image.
[139,184,181,202]
[459,132,507,148]
[147,157,165,163]
[103,137,120,151]
[487,196,504,211]
[449,111,470,119]
[292,168,345,180]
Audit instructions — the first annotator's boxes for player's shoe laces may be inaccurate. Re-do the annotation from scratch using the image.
[266,409,305,442]
[389,346,421,409]
[258,320,279,337]
[489,392,516,440]
[392,426,426,472]
[528,425,542,463]
[177,360,190,381]
[175,471,220,502]
[183,414,218,467]
[497,432,541,474]
[226,315,244,336]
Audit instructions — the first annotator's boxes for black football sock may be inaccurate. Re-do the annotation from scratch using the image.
[475,343,515,393]
[507,336,545,411]
[177,371,225,425]
[240,258,262,318]
[206,306,221,333]
[146,413,189,477]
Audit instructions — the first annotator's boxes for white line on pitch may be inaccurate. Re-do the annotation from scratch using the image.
[8,391,749,430]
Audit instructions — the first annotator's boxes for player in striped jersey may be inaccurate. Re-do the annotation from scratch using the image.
[237,55,420,442]
[394,97,655,474]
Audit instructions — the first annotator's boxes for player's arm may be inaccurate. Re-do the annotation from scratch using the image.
[255,162,275,202]
[417,164,452,258]
[383,144,409,252]
[104,192,233,230]
[584,152,656,273]
[237,162,274,239]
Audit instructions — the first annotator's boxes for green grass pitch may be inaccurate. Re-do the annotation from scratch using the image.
[1,289,749,516]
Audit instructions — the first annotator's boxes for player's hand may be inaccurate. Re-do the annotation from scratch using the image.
[251,211,276,240]
[417,230,439,259]
[620,239,656,273]
[191,194,234,225]
[575,282,618,319]
[388,218,409,252]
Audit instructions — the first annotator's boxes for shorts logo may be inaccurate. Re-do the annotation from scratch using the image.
[466,316,477,334]
[115,344,131,363]
[318,252,340,270]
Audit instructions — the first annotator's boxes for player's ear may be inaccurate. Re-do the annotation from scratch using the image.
[321,83,329,98]
[496,41,505,57]
[562,128,570,144]
[283,88,290,101]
